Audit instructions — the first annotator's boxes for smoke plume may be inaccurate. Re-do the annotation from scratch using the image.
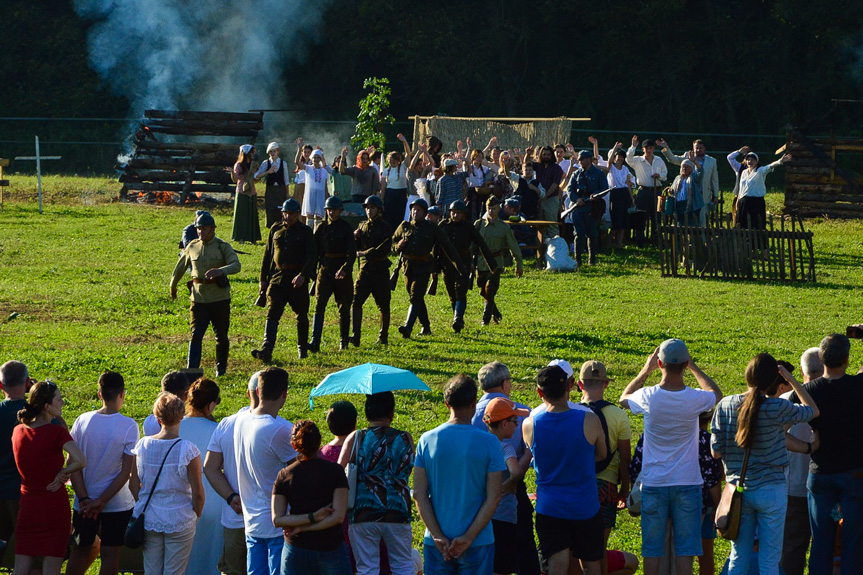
[74,0,331,114]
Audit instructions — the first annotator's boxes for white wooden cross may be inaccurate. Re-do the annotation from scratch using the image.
[15,136,62,214]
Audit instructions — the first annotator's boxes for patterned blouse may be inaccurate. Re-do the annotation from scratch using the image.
[349,426,414,524]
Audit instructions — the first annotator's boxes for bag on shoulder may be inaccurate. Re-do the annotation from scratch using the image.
[124,439,181,549]
[715,443,751,540]
[586,400,617,473]
[345,430,363,511]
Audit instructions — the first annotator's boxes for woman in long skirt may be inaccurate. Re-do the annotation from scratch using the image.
[232,144,262,243]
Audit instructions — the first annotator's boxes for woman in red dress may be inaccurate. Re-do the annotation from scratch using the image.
[11,381,86,575]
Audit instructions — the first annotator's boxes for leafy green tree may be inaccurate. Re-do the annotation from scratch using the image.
[351,77,396,151]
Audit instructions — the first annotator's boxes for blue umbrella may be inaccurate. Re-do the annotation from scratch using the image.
[309,363,431,408]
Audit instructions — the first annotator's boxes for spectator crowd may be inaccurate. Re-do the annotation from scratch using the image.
[0,330,860,575]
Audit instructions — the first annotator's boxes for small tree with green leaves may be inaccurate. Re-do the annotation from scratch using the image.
[351,77,395,152]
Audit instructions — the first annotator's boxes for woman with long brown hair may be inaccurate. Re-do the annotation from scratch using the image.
[710,353,818,575]
[232,144,262,243]
[11,381,86,575]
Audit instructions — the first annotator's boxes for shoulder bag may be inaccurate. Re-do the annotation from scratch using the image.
[124,439,182,548]
[714,442,752,541]
[345,430,363,511]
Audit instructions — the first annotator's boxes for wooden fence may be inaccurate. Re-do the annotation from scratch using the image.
[658,215,815,282]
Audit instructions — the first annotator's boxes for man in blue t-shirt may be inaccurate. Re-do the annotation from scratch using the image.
[414,374,505,574]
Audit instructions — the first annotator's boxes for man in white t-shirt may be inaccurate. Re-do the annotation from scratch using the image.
[203,372,262,575]
[67,372,139,575]
[233,367,297,575]
[619,339,721,575]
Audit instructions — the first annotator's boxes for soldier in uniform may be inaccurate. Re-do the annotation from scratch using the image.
[170,212,241,376]
[253,198,316,360]
[438,200,498,333]
[392,198,464,338]
[309,196,356,351]
[475,196,523,325]
[351,195,393,346]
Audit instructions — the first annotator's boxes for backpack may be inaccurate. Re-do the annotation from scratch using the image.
[586,400,617,473]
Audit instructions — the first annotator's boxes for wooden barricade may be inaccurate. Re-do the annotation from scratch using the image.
[658,215,815,282]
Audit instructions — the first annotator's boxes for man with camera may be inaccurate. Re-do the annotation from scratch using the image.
[170,212,241,377]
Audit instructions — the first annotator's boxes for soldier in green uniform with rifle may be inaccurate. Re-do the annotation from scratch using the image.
[252,198,316,360]
[309,196,356,351]
[351,195,393,347]
[475,196,523,325]
[439,200,499,333]
[392,198,465,338]
[170,212,241,376]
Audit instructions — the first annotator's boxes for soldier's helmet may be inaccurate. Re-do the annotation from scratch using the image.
[281,198,301,212]
[427,206,442,217]
[194,212,216,227]
[324,196,344,210]
[449,200,467,213]
[409,197,429,211]
[363,195,383,209]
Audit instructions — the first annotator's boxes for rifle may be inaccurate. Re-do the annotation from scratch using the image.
[427,273,438,296]
[389,255,403,291]
[467,253,478,291]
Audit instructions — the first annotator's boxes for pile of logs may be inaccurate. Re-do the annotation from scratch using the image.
[118,110,263,203]
[782,128,863,219]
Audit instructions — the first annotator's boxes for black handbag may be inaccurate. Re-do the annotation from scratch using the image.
[124,439,181,548]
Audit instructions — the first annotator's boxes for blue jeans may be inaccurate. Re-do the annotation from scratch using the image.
[641,485,702,557]
[807,469,863,575]
[281,542,351,575]
[246,534,283,575]
[729,482,786,575]
[424,543,494,575]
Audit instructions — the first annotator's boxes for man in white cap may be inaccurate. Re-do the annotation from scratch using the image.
[619,339,722,575]
[203,372,262,575]
[254,142,289,229]
[530,359,590,417]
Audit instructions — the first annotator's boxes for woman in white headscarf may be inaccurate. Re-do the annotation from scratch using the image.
[231,144,262,243]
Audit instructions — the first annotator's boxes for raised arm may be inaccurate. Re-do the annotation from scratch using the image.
[778,365,819,419]
[338,147,349,175]
[295,138,305,170]
[620,348,659,409]
[688,359,722,404]
[397,133,411,159]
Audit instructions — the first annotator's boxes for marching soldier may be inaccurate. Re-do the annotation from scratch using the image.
[475,196,523,325]
[438,200,498,333]
[253,198,316,360]
[309,196,356,351]
[351,195,393,346]
[170,212,241,376]
[392,198,464,338]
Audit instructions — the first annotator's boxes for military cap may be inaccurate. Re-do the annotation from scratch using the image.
[363,195,383,209]
[281,198,301,212]
[409,197,429,210]
[449,200,467,213]
[195,212,216,227]
[324,196,344,210]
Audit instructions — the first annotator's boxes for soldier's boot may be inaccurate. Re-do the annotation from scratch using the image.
[187,340,203,370]
[481,301,493,326]
[215,341,229,377]
[378,311,390,345]
[252,320,278,363]
[297,318,309,359]
[418,304,432,336]
[350,305,363,348]
[308,313,324,353]
[452,300,466,333]
[339,313,351,351]
[398,306,417,338]
[491,302,502,324]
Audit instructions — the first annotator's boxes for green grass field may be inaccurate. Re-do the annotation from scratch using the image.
[1,176,862,572]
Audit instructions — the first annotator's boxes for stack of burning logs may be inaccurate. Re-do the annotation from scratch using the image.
[118,110,263,203]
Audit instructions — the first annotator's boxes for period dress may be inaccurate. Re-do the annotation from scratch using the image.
[232,161,262,243]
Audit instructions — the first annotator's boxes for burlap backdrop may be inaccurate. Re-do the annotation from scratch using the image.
[412,116,573,153]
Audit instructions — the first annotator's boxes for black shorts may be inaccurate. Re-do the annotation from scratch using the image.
[535,511,604,562]
[72,508,134,547]
[492,519,518,574]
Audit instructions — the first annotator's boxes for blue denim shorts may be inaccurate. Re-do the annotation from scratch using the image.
[641,485,703,557]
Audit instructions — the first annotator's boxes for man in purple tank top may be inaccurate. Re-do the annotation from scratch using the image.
[522,366,607,575]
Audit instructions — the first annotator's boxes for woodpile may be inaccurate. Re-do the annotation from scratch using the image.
[781,128,863,218]
[658,215,815,282]
[118,110,264,203]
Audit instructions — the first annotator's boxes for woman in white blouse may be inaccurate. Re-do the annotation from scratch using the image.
[131,393,205,575]
[727,146,791,230]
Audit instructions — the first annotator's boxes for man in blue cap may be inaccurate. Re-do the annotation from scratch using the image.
[351,195,393,347]
[392,197,464,338]
[253,198,316,360]
[170,212,241,376]
[439,200,498,333]
[567,150,606,266]
[309,196,356,351]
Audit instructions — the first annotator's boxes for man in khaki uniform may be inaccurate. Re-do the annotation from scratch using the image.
[351,195,393,347]
[170,212,241,376]
[475,197,523,326]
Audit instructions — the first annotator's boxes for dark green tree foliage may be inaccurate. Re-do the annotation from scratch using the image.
[351,78,396,151]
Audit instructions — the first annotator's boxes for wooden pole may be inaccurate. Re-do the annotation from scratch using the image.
[36,136,43,215]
